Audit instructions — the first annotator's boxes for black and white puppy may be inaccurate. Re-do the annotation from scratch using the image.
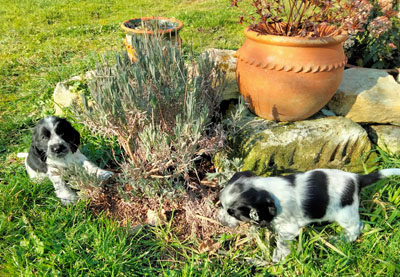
[218,168,400,263]
[19,116,113,204]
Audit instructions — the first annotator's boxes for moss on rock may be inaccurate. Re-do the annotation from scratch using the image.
[216,113,377,176]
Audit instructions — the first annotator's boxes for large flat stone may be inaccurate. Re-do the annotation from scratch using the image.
[215,112,377,175]
[328,68,400,125]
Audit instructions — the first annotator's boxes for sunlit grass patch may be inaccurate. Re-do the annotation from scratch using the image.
[1,0,400,275]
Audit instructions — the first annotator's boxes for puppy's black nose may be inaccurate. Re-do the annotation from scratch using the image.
[50,144,66,154]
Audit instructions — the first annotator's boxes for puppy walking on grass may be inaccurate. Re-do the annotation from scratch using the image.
[18,116,113,204]
[218,168,400,263]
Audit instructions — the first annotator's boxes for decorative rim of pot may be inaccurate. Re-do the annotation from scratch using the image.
[244,28,348,47]
[121,16,184,35]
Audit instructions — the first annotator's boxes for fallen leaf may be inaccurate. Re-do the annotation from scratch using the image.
[145,209,166,226]
[198,239,221,254]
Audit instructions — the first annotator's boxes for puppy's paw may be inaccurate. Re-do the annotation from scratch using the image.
[60,197,78,205]
[96,169,114,180]
[56,189,78,205]
[272,248,290,263]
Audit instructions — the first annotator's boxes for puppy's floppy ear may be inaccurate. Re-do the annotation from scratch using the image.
[262,194,277,218]
[69,125,81,152]
[32,118,47,145]
[65,121,80,153]
[227,208,234,216]
[228,171,256,184]
[55,118,81,152]
[241,188,277,226]
[227,206,250,221]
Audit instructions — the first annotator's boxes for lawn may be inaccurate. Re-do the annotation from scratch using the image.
[1,0,400,275]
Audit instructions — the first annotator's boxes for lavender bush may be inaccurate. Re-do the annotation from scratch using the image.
[76,34,225,196]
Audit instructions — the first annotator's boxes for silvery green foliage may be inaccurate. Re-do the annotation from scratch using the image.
[79,34,225,195]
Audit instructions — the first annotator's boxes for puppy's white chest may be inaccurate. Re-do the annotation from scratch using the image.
[47,152,83,171]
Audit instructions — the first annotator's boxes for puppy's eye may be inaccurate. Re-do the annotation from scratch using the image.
[41,129,50,140]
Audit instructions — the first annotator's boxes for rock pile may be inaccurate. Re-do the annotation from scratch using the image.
[54,49,400,175]
[208,49,400,174]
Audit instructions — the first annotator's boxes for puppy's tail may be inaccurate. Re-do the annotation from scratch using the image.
[17,153,28,158]
[359,168,400,188]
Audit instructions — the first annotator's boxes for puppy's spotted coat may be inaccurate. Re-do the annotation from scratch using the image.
[218,168,400,262]
[21,116,113,204]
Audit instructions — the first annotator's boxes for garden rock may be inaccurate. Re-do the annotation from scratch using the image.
[54,82,77,115]
[214,114,377,175]
[53,70,95,115]
[328,68,400,125]
[369,125,400,155]
[205,48,239,100]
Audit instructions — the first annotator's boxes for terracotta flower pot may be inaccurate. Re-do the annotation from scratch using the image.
[121,16,184,62]
[235,28,348,121]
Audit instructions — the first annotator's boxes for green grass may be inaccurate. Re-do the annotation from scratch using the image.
[1,0,400,275]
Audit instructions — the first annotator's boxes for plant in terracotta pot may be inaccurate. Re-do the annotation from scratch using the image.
[343,0,399,70]
[121,16,184,62]
[231,0,371,121]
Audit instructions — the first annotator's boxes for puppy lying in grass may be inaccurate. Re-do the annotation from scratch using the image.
[18,116,113,204]
[218,168,400,262]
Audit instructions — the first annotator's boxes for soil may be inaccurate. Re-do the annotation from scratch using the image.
[87,156,244,241]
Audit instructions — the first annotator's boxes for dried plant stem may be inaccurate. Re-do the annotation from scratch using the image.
[115,130,137,165]
[286,0,295,36]
[194,214,222,226]
[293,1,309,35]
